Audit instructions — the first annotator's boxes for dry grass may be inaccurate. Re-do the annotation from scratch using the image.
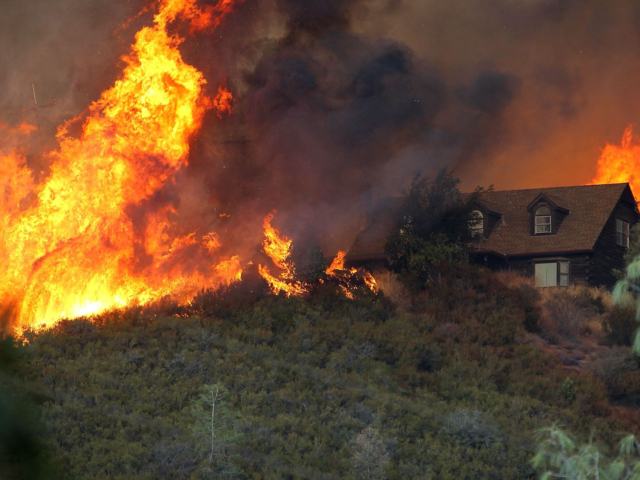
[493,270,536,289]
[373,270,411,310]
[495,270,611,341]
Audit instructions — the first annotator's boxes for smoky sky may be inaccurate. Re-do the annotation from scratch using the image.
[3,0,640,253]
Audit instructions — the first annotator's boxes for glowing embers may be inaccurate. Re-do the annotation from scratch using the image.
[591,125,640,197]
[212,84,233,119]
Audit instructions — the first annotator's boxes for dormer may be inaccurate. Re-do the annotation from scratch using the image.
[526,193,570,236]
[468,198,503,240]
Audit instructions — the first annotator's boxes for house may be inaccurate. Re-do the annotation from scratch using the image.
[345,183,639,288]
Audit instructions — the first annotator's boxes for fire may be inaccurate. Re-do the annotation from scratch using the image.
[591,125,640,196]
[257,217,379,297]
[258,212,308,296]
[0,0,243,330]
[212,84,233,119]
[327,250,348,273]
[0,121,37,136]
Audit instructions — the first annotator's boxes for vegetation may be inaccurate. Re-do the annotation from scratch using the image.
[2,267,639,479]
[3,172,640,478]
[533,426,640,480]
[384,169,488,290]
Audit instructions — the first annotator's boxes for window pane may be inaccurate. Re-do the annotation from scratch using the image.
[617,219,623,232]
[536,206,551,216]
[617,232,624,246]
[625,222,630,235]
[560,261,569,274]
[536,224,552,234]
[535,263,557,287]
[560,274,569,287]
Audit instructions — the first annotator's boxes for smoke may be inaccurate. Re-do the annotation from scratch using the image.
[3,0,640,255]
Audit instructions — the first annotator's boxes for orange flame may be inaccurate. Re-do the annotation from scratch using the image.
[0,0,243,330]
[327,250,348,273]
[0,121,37,136]
[213,84,233,119]
[591,125,640,197]
[258,212,308,296]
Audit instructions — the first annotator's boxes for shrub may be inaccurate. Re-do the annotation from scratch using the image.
[443,408,500,449]
[290,243,327,284]
[603,306,637,347]
[562,378,577,403]
[586,347,640,407]
[541,287,603,339]
[519,284,542,333]
[374,271,411,310]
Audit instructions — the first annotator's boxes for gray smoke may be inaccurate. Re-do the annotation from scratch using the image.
[3,0,640,254]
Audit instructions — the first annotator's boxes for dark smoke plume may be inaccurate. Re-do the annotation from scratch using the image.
[3,0,640,254]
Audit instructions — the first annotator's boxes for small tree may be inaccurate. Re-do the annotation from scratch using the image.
[191,384,240,474]
[533,425,640,480]
[351,427,390,480]
[385,169,487,289]
[612,224,640,354]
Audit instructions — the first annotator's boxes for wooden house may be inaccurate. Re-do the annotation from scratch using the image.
[346,183,639,288]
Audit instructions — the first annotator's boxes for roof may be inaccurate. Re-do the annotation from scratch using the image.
[346,183,637,261]
[474,183,635,256]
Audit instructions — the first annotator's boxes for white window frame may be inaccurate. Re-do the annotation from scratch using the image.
[559,261,570,287]
[534,206,552,235]
[535,261,570,288]
[616,219,630,248]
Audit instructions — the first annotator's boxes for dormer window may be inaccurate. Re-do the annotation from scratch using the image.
[469,210,484,238]
[534,206,552,234]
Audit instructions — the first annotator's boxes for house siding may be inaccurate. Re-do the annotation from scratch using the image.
[590,199,637,287]
[504,253,592,285]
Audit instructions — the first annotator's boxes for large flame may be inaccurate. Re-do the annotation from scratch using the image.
[0,0,243,329]
[591,125,640,197]
[258,212,308,296]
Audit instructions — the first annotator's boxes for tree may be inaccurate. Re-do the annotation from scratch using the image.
[351,427,390,480]
[384,169,486,288]
[533,425,640,480]
[612,256,640,356]
[191,384,240,475]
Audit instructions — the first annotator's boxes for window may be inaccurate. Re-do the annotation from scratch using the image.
[559,261,570,287]
[535,206,552,234]
[535,261,570,287]
[617,219,630,248]
[469,210,484,238]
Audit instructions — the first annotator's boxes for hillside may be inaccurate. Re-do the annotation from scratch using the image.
[5,269,640,479]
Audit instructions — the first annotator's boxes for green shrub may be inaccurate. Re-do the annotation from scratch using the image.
[443,408,500,449]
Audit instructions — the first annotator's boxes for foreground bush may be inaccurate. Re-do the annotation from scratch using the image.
[534,426,640,480]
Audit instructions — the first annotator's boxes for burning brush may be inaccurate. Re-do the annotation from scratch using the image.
[258,213,378,299]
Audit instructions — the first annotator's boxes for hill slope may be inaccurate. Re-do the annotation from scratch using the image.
[16,272,640,479]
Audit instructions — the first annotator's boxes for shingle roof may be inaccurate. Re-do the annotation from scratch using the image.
[475,183,632,256]
[346,183,635,261]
